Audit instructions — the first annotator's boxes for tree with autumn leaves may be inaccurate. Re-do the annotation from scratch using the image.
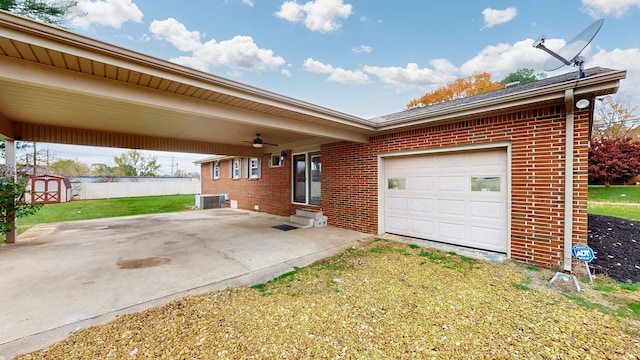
[589,137,640,187]
[406,68,546,109]
[406,72,505,108]
[588,95,640,186]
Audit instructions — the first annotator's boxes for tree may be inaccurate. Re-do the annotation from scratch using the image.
[406,72,505,109]
[113,150,161,177]
[0,166,41,237]
[0,0,77,27]
[50,159,89,177]
[592,95,640,139]
[588,137,640,187]
[500,68,546,85]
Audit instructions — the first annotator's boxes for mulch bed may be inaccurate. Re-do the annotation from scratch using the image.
[588,214,640,283]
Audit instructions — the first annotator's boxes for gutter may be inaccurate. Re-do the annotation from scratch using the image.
[563,89,575,272]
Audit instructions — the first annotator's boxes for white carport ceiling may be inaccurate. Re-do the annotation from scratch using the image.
[0,11,374,157]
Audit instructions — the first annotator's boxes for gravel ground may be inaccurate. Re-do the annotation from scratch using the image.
[588,214,640,283]
[17,239,640,359]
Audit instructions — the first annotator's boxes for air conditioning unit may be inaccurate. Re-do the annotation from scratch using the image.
[195,194,227,209]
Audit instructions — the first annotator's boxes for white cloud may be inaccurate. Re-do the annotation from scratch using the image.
[276,0,353,33]
[590,47,640,96]
[460,39,553,79]
[582,0,640,18]
[149,18,285,73]
[482,7,517,28]
[363,62,458,92]
[149,18,202,52]
[352,45,372,54]
[71,0,143,29]
[281,69,292,77]
[242,0,254,6]
[303,58,370,84]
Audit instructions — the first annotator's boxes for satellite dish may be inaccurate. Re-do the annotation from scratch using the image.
[533,18,604,78]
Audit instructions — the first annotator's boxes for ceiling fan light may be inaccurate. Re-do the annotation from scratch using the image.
[253,143,263,148]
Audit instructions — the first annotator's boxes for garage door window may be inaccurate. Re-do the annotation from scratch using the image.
[471,176,500,192]
[388,177,406,190]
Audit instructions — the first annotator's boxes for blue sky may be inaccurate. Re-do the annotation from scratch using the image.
[20,0,640,174]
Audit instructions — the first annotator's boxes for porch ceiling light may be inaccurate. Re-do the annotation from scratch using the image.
[575,99,590,109]
[253,142,263,148]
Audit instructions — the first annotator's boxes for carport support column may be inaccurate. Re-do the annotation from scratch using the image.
[563,90,575,272]
[5,139,17,244]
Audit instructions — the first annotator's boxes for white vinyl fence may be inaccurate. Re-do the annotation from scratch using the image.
[72,179,200,200]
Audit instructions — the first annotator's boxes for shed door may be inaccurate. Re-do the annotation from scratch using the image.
[384,149,508,252]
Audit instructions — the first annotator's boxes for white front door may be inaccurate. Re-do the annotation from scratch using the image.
[384,149,508,252]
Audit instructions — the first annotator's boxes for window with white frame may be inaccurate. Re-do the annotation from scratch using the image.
[249,158,261,178]
[233,158,242,179]
[212,161,221,179]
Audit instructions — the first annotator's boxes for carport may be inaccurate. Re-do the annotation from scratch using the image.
[0,10,373,242]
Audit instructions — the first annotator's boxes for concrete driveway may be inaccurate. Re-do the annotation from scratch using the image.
[0,209,370,359]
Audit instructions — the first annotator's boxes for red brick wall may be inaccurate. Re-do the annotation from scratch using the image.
[199,104,591,268]
[200,152,293,216]
[322,104,590,268]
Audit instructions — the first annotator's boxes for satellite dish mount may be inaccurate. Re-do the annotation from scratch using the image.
[533,18,604,79]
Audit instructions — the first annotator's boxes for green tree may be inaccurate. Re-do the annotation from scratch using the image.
[0,0,77,27]
[0,166,41,238]
[50,159,89,177]
[113,150,161,177]
[500,68,546,85]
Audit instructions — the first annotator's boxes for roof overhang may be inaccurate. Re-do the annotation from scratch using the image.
[0,11,373,157]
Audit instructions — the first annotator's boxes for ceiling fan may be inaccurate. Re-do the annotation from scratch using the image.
[243,133,277,148]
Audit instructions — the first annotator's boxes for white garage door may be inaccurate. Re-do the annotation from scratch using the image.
[384,149,508,252]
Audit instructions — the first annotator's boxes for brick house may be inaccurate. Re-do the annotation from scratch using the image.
[197,68,625,271]
[0,12,625,269]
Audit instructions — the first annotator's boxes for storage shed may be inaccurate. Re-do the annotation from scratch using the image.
[27,174,72,204]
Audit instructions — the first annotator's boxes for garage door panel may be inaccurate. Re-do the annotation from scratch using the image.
[410,198,433,213]
[409,176,434,191]
[470,200,505,220]
[384,149,508,253]
[465,226,506,252]
[438,199,465,216]
[437,176,465,191]
[411,219,434,237]
[386,216,408,233]
[438,222,466,242]
[386,196,408,212]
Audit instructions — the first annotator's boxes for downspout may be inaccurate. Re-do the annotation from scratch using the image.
[563,89,575,272]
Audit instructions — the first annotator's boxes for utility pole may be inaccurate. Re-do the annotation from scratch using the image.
[32,142,37,175]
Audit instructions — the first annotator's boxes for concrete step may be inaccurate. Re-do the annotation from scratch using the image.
[289,215,315,228]
[295,209,324,220]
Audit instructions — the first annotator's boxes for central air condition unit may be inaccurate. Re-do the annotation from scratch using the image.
[195,194,227,209]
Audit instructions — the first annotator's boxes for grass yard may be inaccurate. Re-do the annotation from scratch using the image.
[588,185,640,220]
[6,194,196,240]
[588,185,640,203]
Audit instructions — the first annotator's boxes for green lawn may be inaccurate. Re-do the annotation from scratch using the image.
[588,185,640,220]
[588,185,640,203]
[6,194,196,240]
